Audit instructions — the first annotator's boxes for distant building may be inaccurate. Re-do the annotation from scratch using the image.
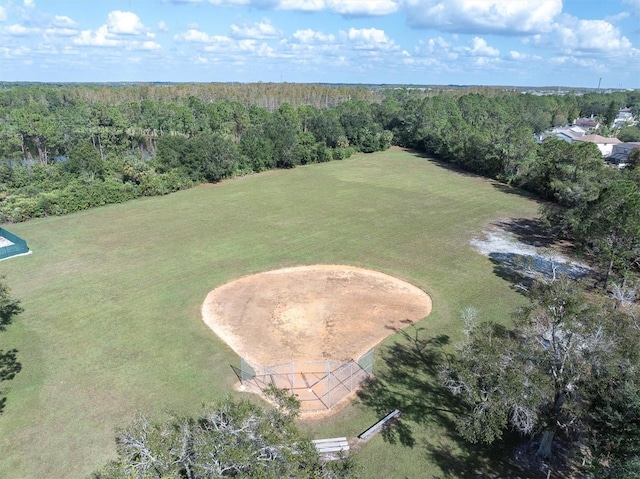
[573,117,600,130]
[553,125,587,142]
[609,142,640,168]
[614,107,636,128]
[573,134,621,157]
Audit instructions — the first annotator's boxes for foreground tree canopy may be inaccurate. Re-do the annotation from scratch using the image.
[93,388,359,479]
[441,276,640,474]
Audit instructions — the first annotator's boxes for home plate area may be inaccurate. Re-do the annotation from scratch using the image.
[239,354,374,412]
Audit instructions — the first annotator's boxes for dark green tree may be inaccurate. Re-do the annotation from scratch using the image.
[617,126,640,143]
[604,100,618,127]
[573,180,640,288]
[441,279,609,459]
[10,103,61,164]
[628,147,640,170]
[66,142,105,181]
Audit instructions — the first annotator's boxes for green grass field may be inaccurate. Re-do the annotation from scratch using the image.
[0,148,539,478]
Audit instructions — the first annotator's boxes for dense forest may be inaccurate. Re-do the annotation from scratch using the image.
[0,83,638,223]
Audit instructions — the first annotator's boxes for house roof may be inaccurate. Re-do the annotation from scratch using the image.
[553,126,586,141]
[574,118,599,127]
[573,134,621,145]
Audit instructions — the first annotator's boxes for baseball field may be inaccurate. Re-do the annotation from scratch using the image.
[0,147,539,478]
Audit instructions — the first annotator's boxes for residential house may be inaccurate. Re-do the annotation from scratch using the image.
[572,134,621,157]
[609,142,640,168]
[614,107,636,128]
[574,117,600,130]
[553,125,587,143]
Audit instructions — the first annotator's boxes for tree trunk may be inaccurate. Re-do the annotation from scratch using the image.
[604,253,615,290]
[537,428,555,458]
[97,134,104,160]
[35,138,47,165]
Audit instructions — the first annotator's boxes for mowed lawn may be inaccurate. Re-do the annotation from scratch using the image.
[0,148,539,478]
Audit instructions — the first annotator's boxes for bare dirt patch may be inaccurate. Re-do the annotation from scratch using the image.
[471,219,591,282]
[201,265,432,366]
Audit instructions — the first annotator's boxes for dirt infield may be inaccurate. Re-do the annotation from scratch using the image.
[201,265,433,366]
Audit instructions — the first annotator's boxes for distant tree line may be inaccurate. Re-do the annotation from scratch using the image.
[0,84,393,222]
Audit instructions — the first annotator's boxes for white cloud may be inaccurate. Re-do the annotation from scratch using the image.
[541,15,636,56]
[179,0,398,15]
[174,28,219,43]
[205,0,251,5]
[139,40,162,51]
[175,28,268,58]
[4,24,31,35]
[405,0,562,35]
[416,36,451,55]
[623,0,640,15]
[74,25,120,47]
[0,6,6,21]
[107,10,146,35]
[72,10,152,49]
[23,0,35,8]
[604,12,630,23]
[44,27,78,37]
[200,37,272,56]
[158,21,169,32]
[230,20,281,39]
[53,15,76,28]
[275,0,326,12]
[410,35,504,74]
[347,27,396,50]
[325,0,399,16]
[469,36,499,56]
[292,29,336,44]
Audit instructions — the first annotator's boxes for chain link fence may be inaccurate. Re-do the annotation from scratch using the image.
[240,349,374,412]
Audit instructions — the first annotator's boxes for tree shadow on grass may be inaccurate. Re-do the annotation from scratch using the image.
[357,326,546,478]
[0,348,21,415]
[491,182,541,201]
[494,218,556,249]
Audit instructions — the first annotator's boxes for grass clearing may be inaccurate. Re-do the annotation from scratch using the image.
[0,148,539,478]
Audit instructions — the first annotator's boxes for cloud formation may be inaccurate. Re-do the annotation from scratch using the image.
[405,0,562,35]
[107,11,146,35]
[73,11,159,50]
[230,20,281,39]
[0,0,638,86]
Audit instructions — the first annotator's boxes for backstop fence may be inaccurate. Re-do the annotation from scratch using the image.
[0,228,29,261]
[240,349,374,412]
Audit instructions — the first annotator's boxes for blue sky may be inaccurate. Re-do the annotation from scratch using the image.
[0,0,639,87]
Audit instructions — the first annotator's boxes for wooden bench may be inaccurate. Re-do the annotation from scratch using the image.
[312,437,350,459]
[358,409,401,440]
